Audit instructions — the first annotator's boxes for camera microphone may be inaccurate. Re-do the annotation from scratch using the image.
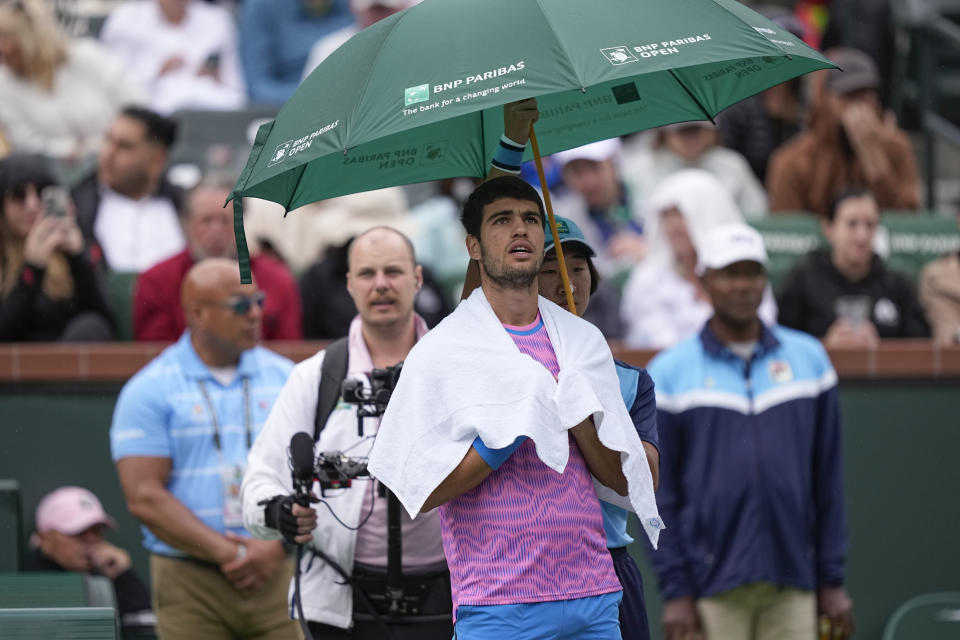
[290,432,316,501]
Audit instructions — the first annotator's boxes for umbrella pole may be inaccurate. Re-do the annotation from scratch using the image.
[528,125,577,315]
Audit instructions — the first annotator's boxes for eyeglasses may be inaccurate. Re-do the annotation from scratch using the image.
[201,291,266,315]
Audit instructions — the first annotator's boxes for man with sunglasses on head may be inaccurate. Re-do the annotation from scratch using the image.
[133,175,302,342]
[110,257,300,639]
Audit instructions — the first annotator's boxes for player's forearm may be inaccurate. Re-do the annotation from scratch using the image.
[571,418,628,496]
[643,441,660,490]
[128,486,236,564]
[421,448,493,512]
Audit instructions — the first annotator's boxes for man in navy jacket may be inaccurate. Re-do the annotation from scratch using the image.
[645,223,855,640]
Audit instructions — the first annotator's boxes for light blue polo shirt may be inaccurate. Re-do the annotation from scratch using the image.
[110,332,293,556]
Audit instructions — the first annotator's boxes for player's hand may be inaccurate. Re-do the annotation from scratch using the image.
[88,542,131,579]
[503,98,540,145]
[220,535,286,595]
[662,596,705,640]
[818,586,855,639]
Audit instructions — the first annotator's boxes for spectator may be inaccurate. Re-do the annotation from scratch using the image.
[71,107,185,273]
[620,169,777,349]
[26,486,156,639]
[776,188,930,345]
[919,207,960,344]
[134,178,302,341]
[0,153,114,341]
[110,258,299,639]
[717,7,807,183]
[0,0,145,161]
[240,0,353,105]
[100,0,245,115]
[646,222,855,640]
[767,47,920,216]
[551,138,647,279]
[623,121,768,218]
[303,0,417,76]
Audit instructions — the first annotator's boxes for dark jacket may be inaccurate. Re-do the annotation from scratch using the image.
[71,172,184,269]
[776,248,930,338]
[645,324,847,600]
[0,253,115,341]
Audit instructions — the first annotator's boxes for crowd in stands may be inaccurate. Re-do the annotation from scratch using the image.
[0,0,958,351]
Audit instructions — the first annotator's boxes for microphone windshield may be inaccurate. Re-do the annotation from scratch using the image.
[290,432,315,480]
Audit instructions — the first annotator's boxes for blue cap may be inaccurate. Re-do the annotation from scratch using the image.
[543,216,597,257]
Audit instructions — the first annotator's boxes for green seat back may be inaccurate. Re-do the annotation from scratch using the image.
[0,607,116,639]
[106,271,138,341]
[882,592,960,640]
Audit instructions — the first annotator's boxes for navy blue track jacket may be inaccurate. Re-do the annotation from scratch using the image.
[645,323,848,601]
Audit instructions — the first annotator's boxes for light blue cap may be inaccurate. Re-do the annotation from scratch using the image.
[543,215,597,257]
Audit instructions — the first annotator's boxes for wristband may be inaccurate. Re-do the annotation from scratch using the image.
[491,135,526,174]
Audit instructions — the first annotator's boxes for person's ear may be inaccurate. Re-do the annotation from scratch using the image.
[465,234,481,261]
[414,264,423,290]
[346,272,354,296]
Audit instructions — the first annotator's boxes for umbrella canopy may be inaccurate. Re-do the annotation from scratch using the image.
[231,0,834,277]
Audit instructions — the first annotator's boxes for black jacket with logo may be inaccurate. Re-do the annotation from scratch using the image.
[775,248,930,338]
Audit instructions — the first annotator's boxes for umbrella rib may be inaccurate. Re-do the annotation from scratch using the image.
[705,0,794,59]
[668,69,716,124]
[342,10,415,151]
[532,0,588,88]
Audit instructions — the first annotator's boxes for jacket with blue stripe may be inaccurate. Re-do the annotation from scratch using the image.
[645,323,847,601]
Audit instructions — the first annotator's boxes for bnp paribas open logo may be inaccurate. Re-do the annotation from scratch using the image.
[404,84,430,106]
[267,141,292,167]
[600,46,638,66]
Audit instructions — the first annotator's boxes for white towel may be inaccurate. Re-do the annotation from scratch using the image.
[367,288,663,547]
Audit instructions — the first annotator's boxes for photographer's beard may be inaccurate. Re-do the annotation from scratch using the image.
[480,243,540,290]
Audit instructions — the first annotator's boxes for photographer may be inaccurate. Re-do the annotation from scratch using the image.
[241,226,452,639]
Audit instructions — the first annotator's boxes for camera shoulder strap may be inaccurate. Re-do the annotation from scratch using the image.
[313,337,350,441]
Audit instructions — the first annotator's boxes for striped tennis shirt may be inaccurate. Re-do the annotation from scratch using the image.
[439,314,621,612]
[110,332,292,556]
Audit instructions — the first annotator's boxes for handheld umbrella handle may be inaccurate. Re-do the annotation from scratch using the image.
[528,124,577,315]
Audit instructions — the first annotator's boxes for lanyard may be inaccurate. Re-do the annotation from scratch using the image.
[196,377,252,454]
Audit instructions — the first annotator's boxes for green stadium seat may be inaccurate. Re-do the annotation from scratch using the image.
[882,592,960,640]
[106,271,138,342]
[0,481,22,572]
[0,573,120,639]
[0,607,117,639]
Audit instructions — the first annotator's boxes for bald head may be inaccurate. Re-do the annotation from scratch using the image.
[347,226,416,271]
[181,257,244,309]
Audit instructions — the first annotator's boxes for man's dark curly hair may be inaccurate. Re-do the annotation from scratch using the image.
[460,175,545,238]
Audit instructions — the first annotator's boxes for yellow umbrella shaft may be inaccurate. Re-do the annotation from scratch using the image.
[529,125,577,315]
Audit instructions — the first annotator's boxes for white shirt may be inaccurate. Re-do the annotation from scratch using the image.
[94,188,185,272]
[0,39,145,159]
[100,0,245,114]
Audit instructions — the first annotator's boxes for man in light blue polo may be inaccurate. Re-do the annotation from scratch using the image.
[110,257,298,639]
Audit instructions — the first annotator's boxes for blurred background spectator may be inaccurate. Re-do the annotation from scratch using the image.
[302,0,417,76]
[919,205,960,344]
[134,176,302,341]
[100,0,245,115]
[0,153,114,342]
[767,47,920,216]
[25,486,155,639]
[551,139,647,281]
[624,121,768,219]
[72,107,185,273]
[820,0,895,105]
[0,0,145,163]
[717,5,807,184]
[240,0,353,106]
[620,169,778,349]
[776,188,930,346]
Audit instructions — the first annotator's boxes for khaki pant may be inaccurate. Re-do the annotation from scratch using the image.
[697,583,816,640]
[151,553,302,640]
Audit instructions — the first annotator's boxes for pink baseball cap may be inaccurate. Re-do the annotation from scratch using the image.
[35,487,116,535]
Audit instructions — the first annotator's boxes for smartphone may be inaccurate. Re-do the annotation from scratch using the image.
[41,186,70,219]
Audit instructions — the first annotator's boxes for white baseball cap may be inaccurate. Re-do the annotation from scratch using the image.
[696,223,768,275]
[552,138,622,169]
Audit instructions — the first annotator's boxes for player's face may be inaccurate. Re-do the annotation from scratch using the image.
[468,197,545,291]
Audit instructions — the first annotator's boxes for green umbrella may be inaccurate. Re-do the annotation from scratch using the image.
[230,0,834,288]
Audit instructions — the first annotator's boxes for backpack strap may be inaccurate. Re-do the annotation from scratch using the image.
[313,337,350,441]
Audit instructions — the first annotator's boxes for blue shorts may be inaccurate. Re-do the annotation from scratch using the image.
[454,591,623,640]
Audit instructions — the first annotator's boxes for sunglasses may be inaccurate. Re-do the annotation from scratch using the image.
[202,291,266,315]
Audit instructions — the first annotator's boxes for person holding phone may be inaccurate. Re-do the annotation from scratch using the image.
[0,153,114,341]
